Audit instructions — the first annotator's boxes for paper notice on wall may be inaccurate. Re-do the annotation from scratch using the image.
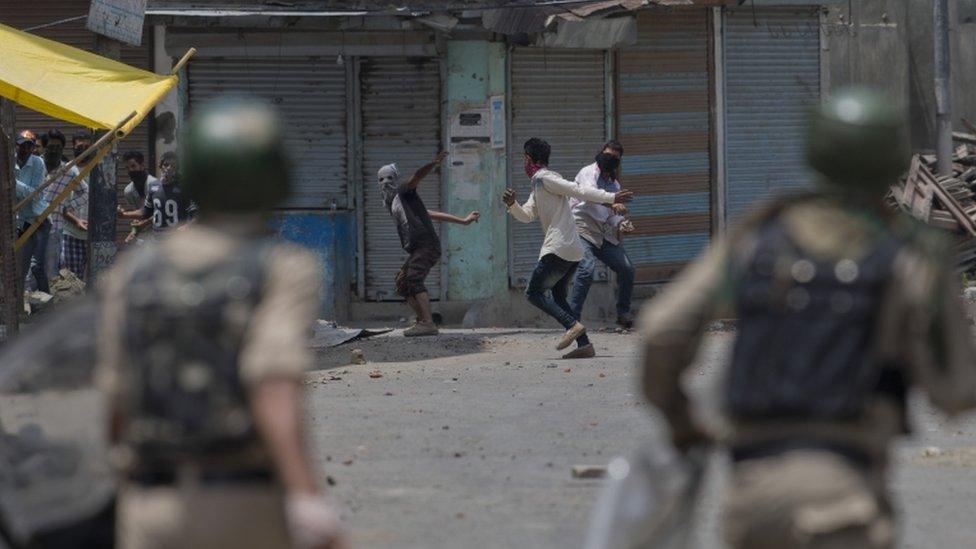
[451,108,490,139]
[490,95,505,149]
[87,0,147,46]
[449,140,486,201]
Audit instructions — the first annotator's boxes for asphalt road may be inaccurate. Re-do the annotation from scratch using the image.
[307,328,976,549]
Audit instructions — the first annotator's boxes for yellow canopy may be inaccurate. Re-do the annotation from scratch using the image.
[0,22,177,137]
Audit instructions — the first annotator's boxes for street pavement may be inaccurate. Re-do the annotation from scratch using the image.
[307,328,976,549]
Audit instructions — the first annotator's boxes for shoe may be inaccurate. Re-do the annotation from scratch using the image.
[404,321,439,337]
[556,321,586,350]
[562,344,595,359]
[616,314,634,330]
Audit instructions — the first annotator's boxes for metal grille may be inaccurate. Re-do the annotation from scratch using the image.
[617,9,711,283]
[508,48,606,287]
[361,57,442,301]
[188,57,348,209]
[0,0,153,243]
[724,7,821,223]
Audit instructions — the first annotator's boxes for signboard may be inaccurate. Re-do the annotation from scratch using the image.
[489,95,505,149]
[451,107,490,139]
[87,0,147,46]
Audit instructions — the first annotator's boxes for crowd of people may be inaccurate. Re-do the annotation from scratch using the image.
[11,128,196,297]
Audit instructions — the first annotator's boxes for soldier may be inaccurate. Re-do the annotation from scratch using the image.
[96,99,345,549]
[639,88,976,548]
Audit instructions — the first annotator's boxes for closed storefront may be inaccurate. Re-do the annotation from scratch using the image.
[616,9,712,283]
[508,48,607,287]
[187,57,348,209]
[361,57,442,301]
[723,7,821,223]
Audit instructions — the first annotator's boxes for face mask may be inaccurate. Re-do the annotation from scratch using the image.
[524,157,543,178]
[44,149,62,166]
[74,146,87,159]
[596,152,620,180]
[129,170,148,184]
[377,164,399,200]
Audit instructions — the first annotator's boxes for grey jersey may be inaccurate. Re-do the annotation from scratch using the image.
[124,174,158,210]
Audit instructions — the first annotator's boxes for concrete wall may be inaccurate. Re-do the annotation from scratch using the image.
[443,40,509,301]
[271,212,356,321]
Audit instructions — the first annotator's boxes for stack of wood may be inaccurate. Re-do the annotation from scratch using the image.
[889,128,976,273]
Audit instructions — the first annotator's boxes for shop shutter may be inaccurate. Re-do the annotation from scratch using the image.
[617,9,712,283]
[508,48,607,287]
[361,57,442,301]
[187,57,348,209]
[724,7,821,223]
[1,1,154,243]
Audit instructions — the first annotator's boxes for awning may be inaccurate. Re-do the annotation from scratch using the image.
[0,22,177,137]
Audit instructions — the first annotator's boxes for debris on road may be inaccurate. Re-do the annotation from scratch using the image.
[922,446,944,458]
[368,371,383,379]
[571,465,607,479]
[350,348,366,365]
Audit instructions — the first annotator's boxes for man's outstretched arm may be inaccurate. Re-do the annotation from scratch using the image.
[428,210,480,225]
[404,151,449,190]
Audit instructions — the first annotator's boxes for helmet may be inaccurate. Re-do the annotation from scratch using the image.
[807,88,910,192]
[181,97,291,213]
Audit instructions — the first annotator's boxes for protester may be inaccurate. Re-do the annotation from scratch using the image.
[117,151,197,233]
[121,150,158,244]
[40,129,80,282]
[639,88,976,548]
[97,98,346,549]
[378,152,480,337]
[504,138,633,358]
[14,130,51,294]
[569,140,637,329]
[60,133,93,279]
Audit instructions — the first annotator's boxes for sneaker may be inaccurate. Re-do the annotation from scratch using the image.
[404,321,439,337]
[562,344,595,359]
[556,321,586,350]
[616,314,634,330]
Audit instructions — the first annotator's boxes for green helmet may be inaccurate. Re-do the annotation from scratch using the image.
[807,88,910,192]
[181,97,291,213]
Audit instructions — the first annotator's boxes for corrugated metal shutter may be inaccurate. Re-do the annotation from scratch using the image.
[724,7,821,223]
[187,57,348,209]
[509,48,606,287]
[617,9,711,283]
[1,1,154,243]
[361,57,442,301]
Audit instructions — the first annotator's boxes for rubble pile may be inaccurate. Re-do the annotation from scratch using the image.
[888,130,976,273]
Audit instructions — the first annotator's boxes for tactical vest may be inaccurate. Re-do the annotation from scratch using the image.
[725,218,904,421]
[121,242,268,463]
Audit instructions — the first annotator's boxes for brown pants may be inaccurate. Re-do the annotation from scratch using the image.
[724,450,894,549]
[117,482,290,549]
[395,244,441,298]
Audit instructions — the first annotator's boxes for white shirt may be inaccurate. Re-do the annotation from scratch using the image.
[572,162,625,247]
[507,168,616,262]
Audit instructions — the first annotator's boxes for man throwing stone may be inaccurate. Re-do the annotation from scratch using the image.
[379,152,479,337]
[504,138,633,358]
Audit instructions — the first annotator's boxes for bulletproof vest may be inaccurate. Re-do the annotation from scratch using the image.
[121,242,268,462]
[725,218,904,421]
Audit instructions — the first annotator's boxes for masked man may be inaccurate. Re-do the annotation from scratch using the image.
[378,154,480,337]
[569,140,637,329]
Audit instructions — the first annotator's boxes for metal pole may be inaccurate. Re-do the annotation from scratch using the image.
[935,0,953,176]
[0,100,21,339]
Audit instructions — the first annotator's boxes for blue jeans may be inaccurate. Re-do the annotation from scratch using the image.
[526,254,590,347]
[570,238,635,319]
[20,219,51,294]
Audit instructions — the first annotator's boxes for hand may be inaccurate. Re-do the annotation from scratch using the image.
[286,492,346,549]
[116,205,125,217]
[618,219,635,234]
[613,190,634,204]
[434,151,449,164]
[132,218,151,228]
[77,219,89,232]
[463,211,480,225]
[124,231,136,244]
[611,203,628,216]
[502,189,516,207]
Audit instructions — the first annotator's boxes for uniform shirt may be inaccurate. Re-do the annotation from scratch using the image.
[384,184,439,252]
[141,178,198,231]
[63,178,89,241]
[14,154,48,224]
[572,162,622,248]
[507,168,616,262]
[639,193,976,462]
[96,218,322,469]
[43,162,81,234]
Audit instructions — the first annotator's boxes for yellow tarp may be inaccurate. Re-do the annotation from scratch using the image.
[0,22,177,136]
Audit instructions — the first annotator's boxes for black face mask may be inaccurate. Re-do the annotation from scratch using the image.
[595,152,620,180]
[129,170,148,185]
[74,146,87,159]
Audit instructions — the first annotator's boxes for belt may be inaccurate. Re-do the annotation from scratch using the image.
[129,468,273,487]
[731,438,874,468]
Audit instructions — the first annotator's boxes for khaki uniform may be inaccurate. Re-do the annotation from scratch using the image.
[639,193,976,548]
[97,219,320,549]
